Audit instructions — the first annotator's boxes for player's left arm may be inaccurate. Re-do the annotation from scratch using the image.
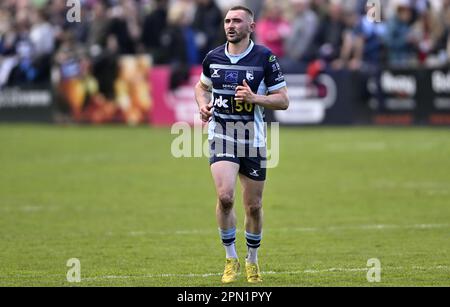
[235,80,289,110]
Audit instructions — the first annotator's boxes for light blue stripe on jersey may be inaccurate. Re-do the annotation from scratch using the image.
[268,81,287,92]
[208,112,216,141]
[257,80,268,95]
[212,88,235,95]
[213,111,253,121]
[200,73,212,88]
[254,105,265,148]
[254,80,267,148]
[210,64,264,72]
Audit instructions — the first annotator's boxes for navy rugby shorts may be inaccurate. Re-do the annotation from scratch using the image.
[209,139,267,181]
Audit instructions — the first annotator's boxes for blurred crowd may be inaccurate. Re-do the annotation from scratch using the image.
[1,0,450,89]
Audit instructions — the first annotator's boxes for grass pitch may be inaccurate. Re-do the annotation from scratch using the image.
[0,125,449,286]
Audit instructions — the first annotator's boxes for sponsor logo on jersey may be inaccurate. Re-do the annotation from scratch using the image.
[269,55,277,62]
[223,84,236,90]
[214,96,229,108]
[225,71,239,83]
[216,153,236,158]
[272,63,281,72]
[275,72,285,82]
[211,69,221,78]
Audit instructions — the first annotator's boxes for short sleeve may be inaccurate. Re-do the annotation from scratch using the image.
[200,51,212,89]
[264,52,287,93]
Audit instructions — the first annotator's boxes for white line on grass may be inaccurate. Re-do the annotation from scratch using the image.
[124,223,450,237]
[81,265,449,281]
[2,266,448,283]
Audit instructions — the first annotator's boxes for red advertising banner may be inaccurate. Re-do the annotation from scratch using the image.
[149,66,202,126]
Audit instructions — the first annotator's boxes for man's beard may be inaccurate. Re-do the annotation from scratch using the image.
[226,32,246,44]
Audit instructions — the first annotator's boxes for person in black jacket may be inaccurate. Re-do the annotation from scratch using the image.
[192,0,224,60]
[141,0,169,64]
[309,1,345,64]
[160,1,199,88]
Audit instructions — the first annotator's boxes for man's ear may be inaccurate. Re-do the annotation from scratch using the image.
[249,21,256,33]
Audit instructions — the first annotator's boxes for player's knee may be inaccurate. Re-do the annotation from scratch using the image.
[218,193,234,212]
[245,199,262,217]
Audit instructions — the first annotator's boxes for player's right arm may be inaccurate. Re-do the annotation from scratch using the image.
[195,80,213,123]
[195,52,214,123]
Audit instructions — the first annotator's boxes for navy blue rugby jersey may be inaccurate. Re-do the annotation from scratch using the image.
[200,40,287,148]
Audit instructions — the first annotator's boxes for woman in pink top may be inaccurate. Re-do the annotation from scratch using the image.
[256,0,291,58]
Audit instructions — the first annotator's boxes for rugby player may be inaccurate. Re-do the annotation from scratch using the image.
[194,5,289,283]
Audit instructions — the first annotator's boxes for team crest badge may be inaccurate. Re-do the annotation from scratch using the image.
[246,70,254,81]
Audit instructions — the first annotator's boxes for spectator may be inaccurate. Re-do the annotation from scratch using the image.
[3,0,448,89]
[215,0,245,13]
[436,0,450,64]
[409,5,445,66]
[47,0,69,30]
[161,1,200,66]
[447,30,450,64]
[7,37,38,86]
[92,34,119,100]
[443,0,450,60]
[161,0,200,88]
[108,3,138,54]
[255,0,291,58]
[384,0,417,67]
[311,0,329,20]
[5,12,41,86]
[86,1,110,51]
[0,9,18,87]
[385,0,425,22]
[283,0,319,69]
[62,2,90,45]
[192,0,223,60]
[332,5,385,71]
[245,0,264,20]
[439,0,450,24]
[410,0,430,22]
[54,31,86,119]
[357,3,386,69]
[141,0,169,64]
[29,9,55,58]
[310,0,345,64]
[29,8,55,83]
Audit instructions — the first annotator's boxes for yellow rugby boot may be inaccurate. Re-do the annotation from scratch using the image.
[221,258,240,284]
[245,261,262,283]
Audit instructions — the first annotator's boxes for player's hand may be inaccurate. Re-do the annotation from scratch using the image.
[235,79,255,104]
[200,102,213,123]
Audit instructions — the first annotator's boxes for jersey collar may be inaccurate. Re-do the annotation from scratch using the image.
[225,40,255,64]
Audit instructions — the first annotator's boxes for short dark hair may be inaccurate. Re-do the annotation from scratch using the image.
[228,5,254,19]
